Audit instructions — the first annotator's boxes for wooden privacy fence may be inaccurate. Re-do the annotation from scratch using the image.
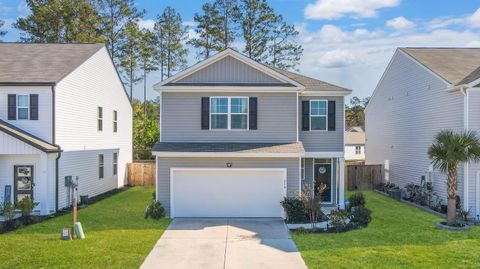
[127,161,156,186]
[346,164,383,191]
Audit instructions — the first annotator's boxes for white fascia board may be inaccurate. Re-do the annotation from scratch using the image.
[304,152,344,158]
[153,49,305,91]
[300,90,352,97]
[153,151,303,158]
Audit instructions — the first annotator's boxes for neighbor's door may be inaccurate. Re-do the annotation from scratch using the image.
[14,165,34,202]
[314,163,332,203]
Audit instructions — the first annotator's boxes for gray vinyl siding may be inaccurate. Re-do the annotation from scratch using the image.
[161,92,297,142]
[178,56,281,83]
[302,157,337,206]
[365,49,464,208]
[299,96,344,152]
[156,157,300,216]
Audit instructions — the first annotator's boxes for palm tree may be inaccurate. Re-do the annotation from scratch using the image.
[428,130,480,226]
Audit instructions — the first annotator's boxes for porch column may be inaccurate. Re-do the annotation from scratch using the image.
[39,153,49,215]
[338,157,345,209]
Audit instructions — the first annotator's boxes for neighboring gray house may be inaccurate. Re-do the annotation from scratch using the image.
[366,47,480,217]
[152,49,351,218]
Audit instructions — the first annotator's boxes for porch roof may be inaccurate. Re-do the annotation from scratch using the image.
[152,142,305,154]
[0,120,60,153]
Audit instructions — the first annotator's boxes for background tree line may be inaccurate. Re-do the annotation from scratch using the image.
[0,0,303,159]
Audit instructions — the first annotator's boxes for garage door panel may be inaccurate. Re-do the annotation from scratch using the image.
[172,169,286,218]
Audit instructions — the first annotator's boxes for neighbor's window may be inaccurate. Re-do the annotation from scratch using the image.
[97,107,103,131]
[310,100,327,131]
[113,152,118,175]
[210,97,248,130]
[355,146,361,155]
[17,95,29,120]
[99,154,104,179]
[113,110,118,133]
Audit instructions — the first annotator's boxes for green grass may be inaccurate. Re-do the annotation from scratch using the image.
[293,191,480,269]
[0,187,171,269]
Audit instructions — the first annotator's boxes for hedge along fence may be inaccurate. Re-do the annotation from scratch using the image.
[346,164,383,191]
[127,161,156,186]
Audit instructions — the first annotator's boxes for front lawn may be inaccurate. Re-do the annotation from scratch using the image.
[0,187,170,269]
[293,191,480,269]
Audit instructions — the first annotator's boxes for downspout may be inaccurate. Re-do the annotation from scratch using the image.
[51,85,62,212]
[462,86,470,211]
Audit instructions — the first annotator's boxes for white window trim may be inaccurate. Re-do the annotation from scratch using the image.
[113,110,118,133]
[17,94,30,120]
[209,96,249,131]
[312,158,334,204]
[309,99,328,131]
[97,107,103,132]
[99,154,104,179]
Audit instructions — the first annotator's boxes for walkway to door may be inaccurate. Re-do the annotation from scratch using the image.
[140,218,307,269]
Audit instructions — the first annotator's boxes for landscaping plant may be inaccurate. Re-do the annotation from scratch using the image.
[145,200,165,219]
[298,183,327,229]
[350,206,372,226]
[428,130,480,226]
[328,209,350,232]
[15,196,39,224]
[348,192,366,208]
[280,197,308,223]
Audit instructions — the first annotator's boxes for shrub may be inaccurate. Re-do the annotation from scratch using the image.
[328,209,350,232]
[350,205,372,226]
[298,183,328,229]
[0,202,16,222]
[348,192,366,208]
[145,200,165,219]
[15,197,39,220]
[280,197,308,223]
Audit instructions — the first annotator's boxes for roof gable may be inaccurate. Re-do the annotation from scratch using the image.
[154,49,304,90]
[400,48,480,85]
[0,43,104,85]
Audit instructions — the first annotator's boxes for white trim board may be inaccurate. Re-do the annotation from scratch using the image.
[153,152,303,158]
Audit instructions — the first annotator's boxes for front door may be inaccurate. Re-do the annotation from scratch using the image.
[14,165,34,202]
[314,163,332,203]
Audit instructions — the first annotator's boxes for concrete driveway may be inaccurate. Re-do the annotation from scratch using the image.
[140,218,307,269]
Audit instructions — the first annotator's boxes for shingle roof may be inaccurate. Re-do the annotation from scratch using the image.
[268,65,350,92]
[458,66,480,85]
[400,48,480,85]
[345,127,365,145]
[152,142,305,154]
[0,43,104,84]
[0,119,60,153]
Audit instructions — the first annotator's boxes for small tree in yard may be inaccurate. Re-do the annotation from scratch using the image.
[297,183,327,229]
[428,130,480,226]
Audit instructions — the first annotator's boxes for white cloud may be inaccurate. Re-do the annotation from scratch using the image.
[468,8,480,28]
[386,16,413,30]
[304,0,400,20]
[138,19,155,30]
[318,49,356,68]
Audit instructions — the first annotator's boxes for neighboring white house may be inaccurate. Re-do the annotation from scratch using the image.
[0,43,132,215]
[366,47,480,217]
[152,49,351,218]
[345,126,365,162]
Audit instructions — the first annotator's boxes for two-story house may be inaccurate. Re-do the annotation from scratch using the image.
[366,47,480,217]
[152,49,351,218]
[0,43,132,215]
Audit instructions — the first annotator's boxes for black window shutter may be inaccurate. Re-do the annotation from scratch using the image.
[7,94,16,120]
[328,100,336,131]
[30,94,39,120]
[249,97,257,130]
[302,101,309,131]
[201,97,209,130]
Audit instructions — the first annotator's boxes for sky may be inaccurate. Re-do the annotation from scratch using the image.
[1,0,480,102]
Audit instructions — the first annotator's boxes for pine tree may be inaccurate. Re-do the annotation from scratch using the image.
[188,3,223,60]
[239,0,276,61]
[0,20,7,41]
[14,0,104,43]
[212,0,240,50]
[154,7,188,78]
[118,21,141,103]
[96,0,145,64]
[267,15,303,70]
[138,29,158,114]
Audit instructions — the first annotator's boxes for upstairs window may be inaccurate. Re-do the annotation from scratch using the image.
[210,97,248,130]
[355,146,362,155]
[97,107,103,131]
[310,100,327,131]
[113,110,118,133]
[113,152,118,175]
[17,95,29,120]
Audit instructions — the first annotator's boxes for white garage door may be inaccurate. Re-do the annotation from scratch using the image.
[171,168,287,218]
